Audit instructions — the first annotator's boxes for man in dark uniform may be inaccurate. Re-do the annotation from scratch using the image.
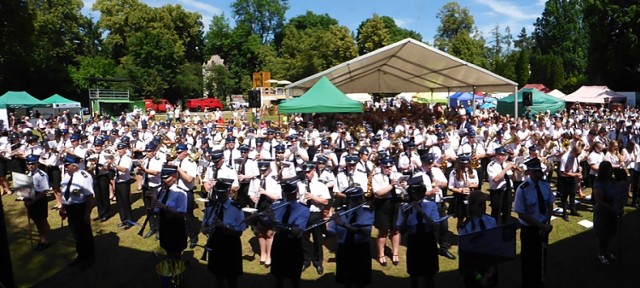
[300,162,331,275]
[23,154,52,251]
[154,165,188,260]
[270,180,310,288]
[513,158,554,288]
[90,138,111,222]
[327,186,374,288]
[60,155,95,268]
[202,179,246,288]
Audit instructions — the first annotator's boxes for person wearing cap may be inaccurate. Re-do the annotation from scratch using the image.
[285,134,309,177]
[248,160,282,267]
[61,154,95,267]
[39,138,63,209]
[397,177,440,288]
[458,191,498,288]
[298,162,331,275]
[487,146,516,225]
[558,142,584,222]
[223,136,240,169]
[155,165,188,260]
[89,138,113,222]
[273,144,297,181]
[587,141,605,188]
[327,186,374,287]
[203,149,239,198]
[315,139,338,171]
[22,135,43,157]
[202,180,246,287]
[448,154,479,229]
[371,157,407,266]
[112,142,134,229]
[332,127,351,159]
[302,121,320,157]
[136,142,165,238]
[513,158,554,288]
[64,134,87,170]
[236,145,258,208]
[337,140,357,169]
[608,119,627,146]
[270,180,310,288]
[398,142,421,175]
[334,155,365,209]
[314,156,335,188]
[22,154,52,251]
[170,143,200,248]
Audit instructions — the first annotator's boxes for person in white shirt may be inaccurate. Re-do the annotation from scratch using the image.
[247,161,282,267]
[113,143,134,229]
[299,163,331,274]
[23,155,52,251]
[486,146,515,225]
[588,142,605,187]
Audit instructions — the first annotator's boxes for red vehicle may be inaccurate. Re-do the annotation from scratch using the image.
[143,99,174,113]
[186,97,224,111]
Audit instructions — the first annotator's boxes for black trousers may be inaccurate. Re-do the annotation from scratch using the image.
[303,212,324,267]
[520,226,547,288]
[93,174,110,218]
[236,182,251,208]
[489,188,511,225]
[142,185,160,231]
[65,202,95,261]
[115,181,133,223]
[558,176,577,214]
[436,202,449,246]
[185,190,199,241]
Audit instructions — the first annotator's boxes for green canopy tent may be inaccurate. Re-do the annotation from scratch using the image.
[279,76,363,114]
[0,91,44,108]
[496,88,565,117]
[41,94,81,108]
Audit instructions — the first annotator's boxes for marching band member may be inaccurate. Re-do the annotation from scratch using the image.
[154,165,187,260]
[202,180,246,288]
[172,143,199,249]
[24,155,52,251]
[327,186,374,288]
[371,157,406,267]
[270,180,310,288]
[273,144,297,180]
[40,140,62,210]
[299,162,331,275]
[558,143,583,222]
[60,154,95,268]
[487,146,515,225]
[248,161,282,267]
[398,177,440,288]
[236,145,258,208]
[138,142,164,238]
[90,138,112,222]
[448,154,479,229]
[113,142,134,229]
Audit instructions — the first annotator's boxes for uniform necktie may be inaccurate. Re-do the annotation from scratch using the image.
[502,164,512,191]
[282,205,291,226]
[143,158,151,187]
[95,151,101,175]
[64,173,74,200]
[416,206,425,234]
[216,203,224,222]
[535,182,547,215]
[228,150,233,166]
[116,157,122,179]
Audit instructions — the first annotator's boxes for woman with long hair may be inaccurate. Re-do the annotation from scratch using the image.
[448,154,479,229]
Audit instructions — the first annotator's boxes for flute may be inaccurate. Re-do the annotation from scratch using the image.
[304,202,366,232]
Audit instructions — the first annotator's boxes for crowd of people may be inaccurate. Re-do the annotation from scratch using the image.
[1,100,634,287]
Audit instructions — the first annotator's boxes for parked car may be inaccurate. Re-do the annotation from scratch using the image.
[186,98,224,111]
[230,101,249,110]
[143,99,174,113]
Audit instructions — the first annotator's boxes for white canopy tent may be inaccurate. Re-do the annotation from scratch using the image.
[345,93,373,103]
[286,38,518,113]
[547,89,566,98]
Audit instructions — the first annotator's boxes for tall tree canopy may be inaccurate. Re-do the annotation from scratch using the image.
[231,0,288,44]
[434,2,486,68]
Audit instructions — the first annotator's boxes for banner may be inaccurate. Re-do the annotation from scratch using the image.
[12,172,34,199]
[459,221,517,273]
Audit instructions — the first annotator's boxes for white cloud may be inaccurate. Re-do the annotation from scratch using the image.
[178,0,222,15]
[537,0,547,7]
[474,0,538,21]
[393,17,413,28]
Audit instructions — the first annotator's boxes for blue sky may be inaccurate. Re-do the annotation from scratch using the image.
[82,0,547,42]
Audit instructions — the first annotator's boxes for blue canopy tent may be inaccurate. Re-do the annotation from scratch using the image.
[449,92,485,108]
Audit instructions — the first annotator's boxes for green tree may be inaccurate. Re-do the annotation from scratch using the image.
[231,0,289,44]
[515,49,530,86]
[356,14,391,55]
[533,0,587,89]
[0,0,34,92]
[584,0,640,90]
[530,53,564,89]
[434,2,487,67]
[514,27,533,51]
[379,16,422,42]
[157,5,204,63]
[204,14,232,59]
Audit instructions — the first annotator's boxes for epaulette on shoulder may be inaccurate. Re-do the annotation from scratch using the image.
[231,201,242,209]
[80,170,89,178]
[520,181,530,189]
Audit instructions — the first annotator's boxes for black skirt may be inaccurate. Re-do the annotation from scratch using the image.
[26,195,49,221]
[45,166,62,189]
[270,232,303,279]
[159,212,187,253]
[207,229,243,277]
[336,241,371,285]
[373,197,400,233]
[0,158,6,176]
[452,193,468,219]
[6,158,25,174]
[406,230,439,277]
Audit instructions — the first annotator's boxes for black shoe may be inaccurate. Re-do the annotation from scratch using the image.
[570,211,582,217]
[117,223,127,228]
[302,262,311,272]
[189,239,198,249]
[34,242,51,252]
[316,265,323,275]
[144,229,157,239]
[439,248,456,260]
[563,214,570,222]
[92,216,101,221]
[123,223,133,230]
[99,217,108,223]
[439,242,452,249]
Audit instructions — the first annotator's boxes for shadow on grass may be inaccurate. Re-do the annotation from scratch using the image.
[5,190,640,288]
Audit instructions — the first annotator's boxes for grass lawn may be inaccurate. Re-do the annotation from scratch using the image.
[3,178,640,288]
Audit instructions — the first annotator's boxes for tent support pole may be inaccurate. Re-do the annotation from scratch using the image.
[514,86,518,117]
[472,86,477,115]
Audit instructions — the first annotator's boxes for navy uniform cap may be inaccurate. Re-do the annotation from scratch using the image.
[61,129,70,135]
[117,143,128,149]
[315,155,328,163]
[420,153,435,163]
[94,138,105,146]
[256,137,265,144]
[457,154,470,164]
[494,146,508,155]
[359,147,370,155]
[175,143,188,152]
[161,165,178,179]
[524,158,542,171]
[258,161,271,170]
[26,154,39,163]
[302,162,316,172]
[345,155,358,164]
[239,145,250,152]
[528,145,538,152]
[226,136,236,143]
[214,179,234,193]
[210,149,224,161]
[144,143,157,152]
[63,155,81,164]
[274,144,286,152]
[347,141,356,147]
[281,180,299,194]
[467,129,476,137]
[70,134,81,141]
[320,139,330,146]
[92,126,100,131]
[344,186,364,198]
[28,135,39,143]
[380,157,395,167]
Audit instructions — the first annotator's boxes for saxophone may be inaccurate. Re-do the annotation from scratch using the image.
[365,166,374,198]
[470,143,481,169]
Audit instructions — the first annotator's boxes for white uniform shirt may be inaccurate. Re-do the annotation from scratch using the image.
[61,170,94,205]
[298,178,331,212]
[114,154,132,183]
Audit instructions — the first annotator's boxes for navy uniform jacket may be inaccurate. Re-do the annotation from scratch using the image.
[272,200,310,238]
[513,178,554,227]
[327,205,374,243]
[396,200,440,234]
[202,199,246,233]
